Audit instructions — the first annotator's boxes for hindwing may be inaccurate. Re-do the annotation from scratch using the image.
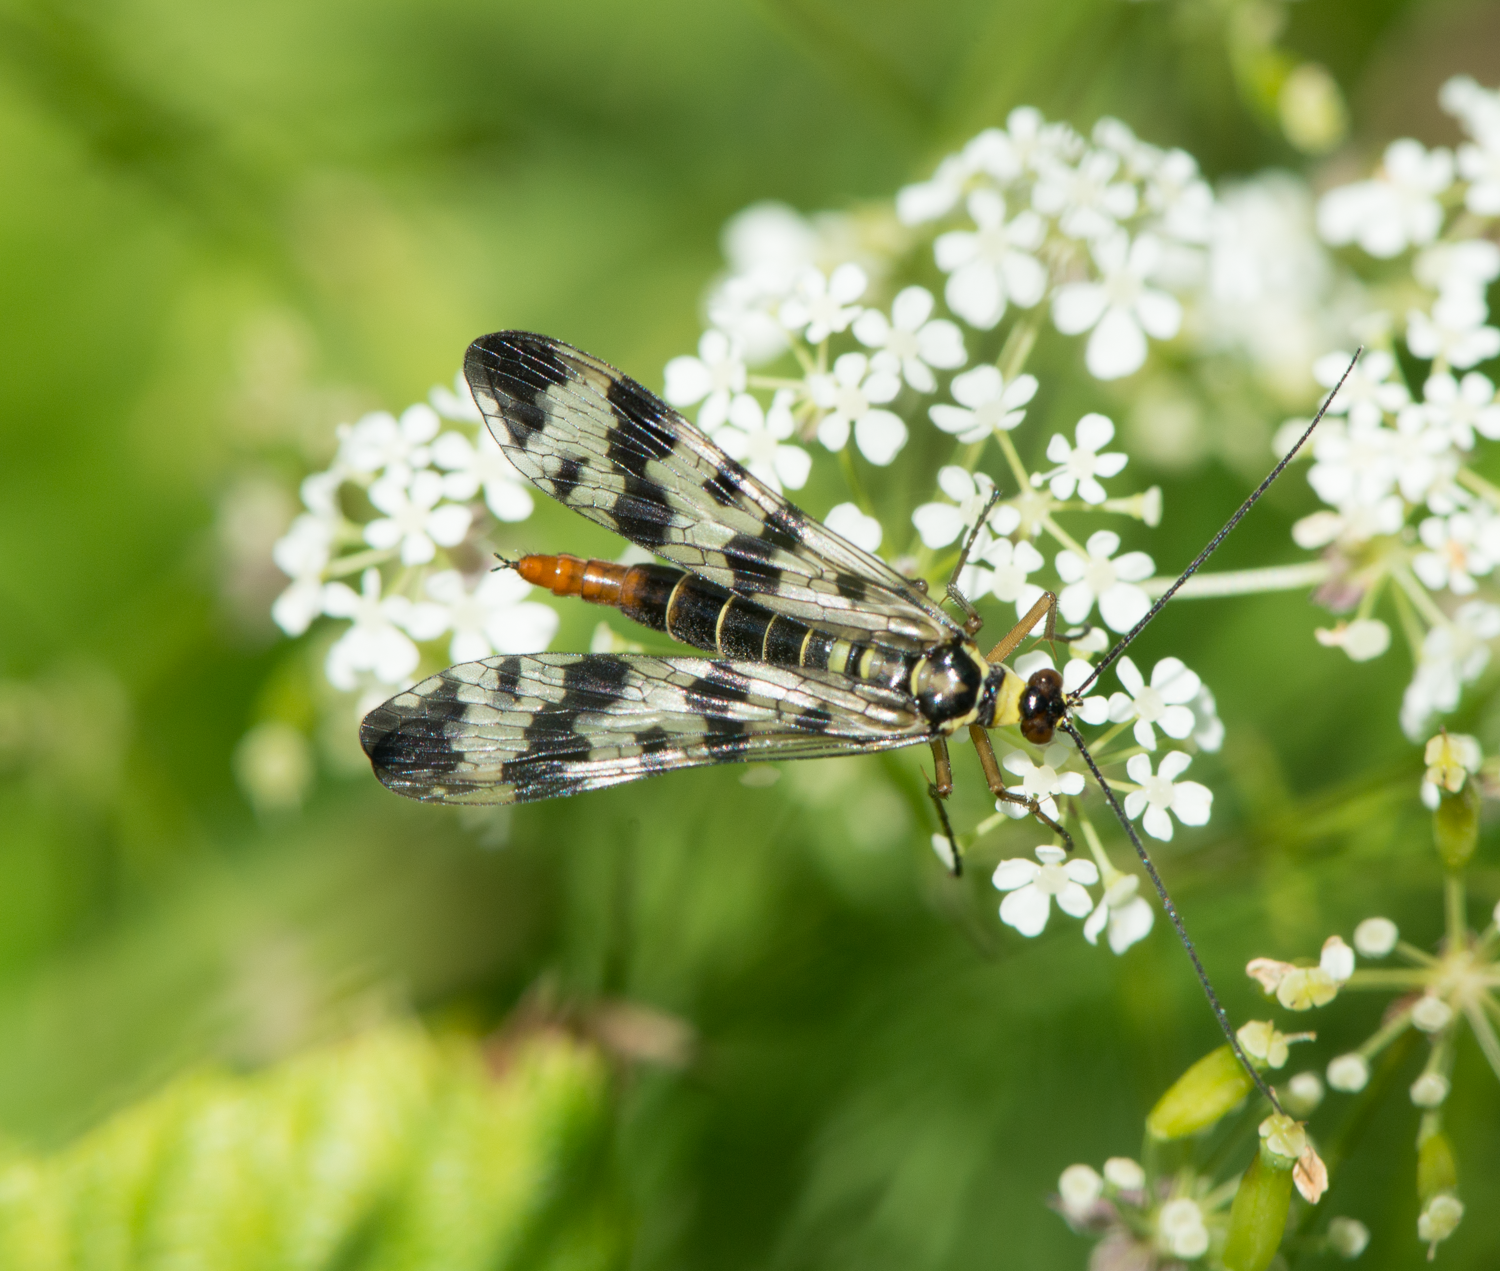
[360,653,932,805]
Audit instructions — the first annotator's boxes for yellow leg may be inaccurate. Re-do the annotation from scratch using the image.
[983,591,1058,666]
[969,724,1075,852]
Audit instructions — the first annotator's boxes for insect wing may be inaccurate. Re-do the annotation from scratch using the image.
[464,331,958,651]
[361,653,930,805]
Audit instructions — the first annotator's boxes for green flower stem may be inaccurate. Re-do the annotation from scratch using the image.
[1085,720,1134,756]
[1456,464,1500,512]
[994,429,1032,492]
[325,546,398,578]
[1078,813,1110,875]
[1461,1001,1500,1083]
[1342,969,1435,990]
[746,375,807,391]
[1358,1003,1416,1062]
[1353,572,1388,622]
[838,446,875,516]
[998,314,1040,383]
[1396,940,1441,967]
[1138,561,1330,600]
[1393,563,1452,629]
[1388,579,1428,660]
[1040,513,1086,556]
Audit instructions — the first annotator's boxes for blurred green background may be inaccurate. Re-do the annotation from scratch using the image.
[1,0,1498,1266]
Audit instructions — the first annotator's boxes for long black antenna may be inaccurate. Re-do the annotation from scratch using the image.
[1062,721,1287,1117]
[1073,350,1362,700]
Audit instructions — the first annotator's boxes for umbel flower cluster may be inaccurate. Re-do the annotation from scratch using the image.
[1228,730,1500,1261]
[1284,77,1500,741]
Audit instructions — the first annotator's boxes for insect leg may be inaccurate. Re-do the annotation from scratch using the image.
[983,591,1058,666]
[943,488,1003,636]
[926,780,962,877]
[929,737,954,797]
[968,724,1075,852]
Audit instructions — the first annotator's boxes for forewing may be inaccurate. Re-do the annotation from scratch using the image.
[464,331,958,651]
[361,653,930,805]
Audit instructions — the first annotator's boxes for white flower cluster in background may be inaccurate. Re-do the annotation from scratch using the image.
[269,374,558,719]
[663,108,1239,955]
[1282,76,1500,739]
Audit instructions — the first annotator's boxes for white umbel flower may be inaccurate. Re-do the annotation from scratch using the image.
[403,569,559,663]
[1034,412,1128,503]
[1054,530,1154,633]
[663,330,748,431]
[1000,743,1086,822]
[928,364,1038,443]
[910,467,1007,549]
[809,352,907,465]
[779,263,868,343]
[1314,348,1410,429]
[974,535,1045,617]
[432,427,534,522]
[715,391,812,492]
[933,189,1047,330]
[992,844,1099,937]
[823,502,883,553]
[1107,656,1202,750]
[1083,870,1155,954]
[1052,232,1182,380]
[322,568,422,690]
[339,404,441,482]
[1316,138,1454,257]
[1420,371,1500,449]
[271,513,336,636]
[1033,148,1140,241]
[851,286,966,393]
[1156,1197,1210,1260]
[1123,751,1213,841]
[1406,292,1500,369]
[364,469,472,566]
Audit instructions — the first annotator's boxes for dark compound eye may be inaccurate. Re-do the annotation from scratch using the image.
[1019,667,1065,744]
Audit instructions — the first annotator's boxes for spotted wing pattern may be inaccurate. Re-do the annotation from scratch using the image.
[360,653,931,805]
[464,331,958,653]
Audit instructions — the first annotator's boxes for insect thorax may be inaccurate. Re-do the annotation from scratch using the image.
[912,640,993,733]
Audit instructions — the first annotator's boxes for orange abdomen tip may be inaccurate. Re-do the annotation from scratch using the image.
[515,554,627,605]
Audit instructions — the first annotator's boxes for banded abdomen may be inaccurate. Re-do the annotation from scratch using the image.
[514,553,913,691]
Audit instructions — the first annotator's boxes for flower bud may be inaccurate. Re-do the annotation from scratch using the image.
[1327,1216,1370,1258]
[1432,779,1480,870]
[1222,1152,1294,1271]
[1320,935,1355,982]
[1102,1156,1145,1191]
[1352,916,1397,958]
[1258,1113,1307,1166]
[1285,1071,1324,1116]
[1058,1163,1103,1217]
[1411,994,1453,1033]
[1411,1072,1450,1107]
[1158,1197,1210,1259]
[1327,1053,1369,1092]
[1146,1044,1255,1139]
[1417,1194,1463,1251]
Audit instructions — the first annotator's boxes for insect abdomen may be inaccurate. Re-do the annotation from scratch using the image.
[514,553,910,690]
